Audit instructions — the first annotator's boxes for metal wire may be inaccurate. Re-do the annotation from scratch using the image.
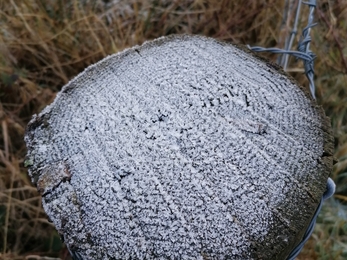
[249,0,317,99]
[281,0,303,70]
[287,178,335,260]
[248,1,336,259]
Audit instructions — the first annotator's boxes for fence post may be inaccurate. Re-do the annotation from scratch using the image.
[25,35,333,260]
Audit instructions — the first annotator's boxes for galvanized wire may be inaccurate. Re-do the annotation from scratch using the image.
[248,0,336,259]
[249,0,317,99]
[287,178,335,260]
[278,0,303,69]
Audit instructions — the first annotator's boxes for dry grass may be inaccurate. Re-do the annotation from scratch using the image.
[0,0,346,259]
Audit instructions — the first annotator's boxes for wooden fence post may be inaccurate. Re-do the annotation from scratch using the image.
[25,35,333,259]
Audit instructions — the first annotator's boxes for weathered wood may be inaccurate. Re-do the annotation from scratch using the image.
[24,35,333,259]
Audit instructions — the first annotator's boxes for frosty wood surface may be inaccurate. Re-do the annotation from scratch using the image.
[25,35,333,259]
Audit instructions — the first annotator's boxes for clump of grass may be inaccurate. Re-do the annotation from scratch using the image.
[0,0,346,259]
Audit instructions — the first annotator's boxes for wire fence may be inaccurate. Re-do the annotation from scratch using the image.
[249,0,317,99]
[248,0,336,259]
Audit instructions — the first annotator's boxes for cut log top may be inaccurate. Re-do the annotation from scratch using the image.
[25,34,333,259]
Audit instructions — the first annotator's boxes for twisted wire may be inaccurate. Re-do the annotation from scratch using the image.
[280,0,302,69]
[287,178,335,260]
[249,0,317,99]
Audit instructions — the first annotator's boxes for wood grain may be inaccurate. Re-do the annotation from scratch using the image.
[25,35,333,259]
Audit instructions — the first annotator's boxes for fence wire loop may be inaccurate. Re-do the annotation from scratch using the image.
[287,178,335,260]
[297,22,317,73]
[249,0,318,99]
[247,0,336,259]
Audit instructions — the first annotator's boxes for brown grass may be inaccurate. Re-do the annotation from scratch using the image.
[0,0,346,259]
